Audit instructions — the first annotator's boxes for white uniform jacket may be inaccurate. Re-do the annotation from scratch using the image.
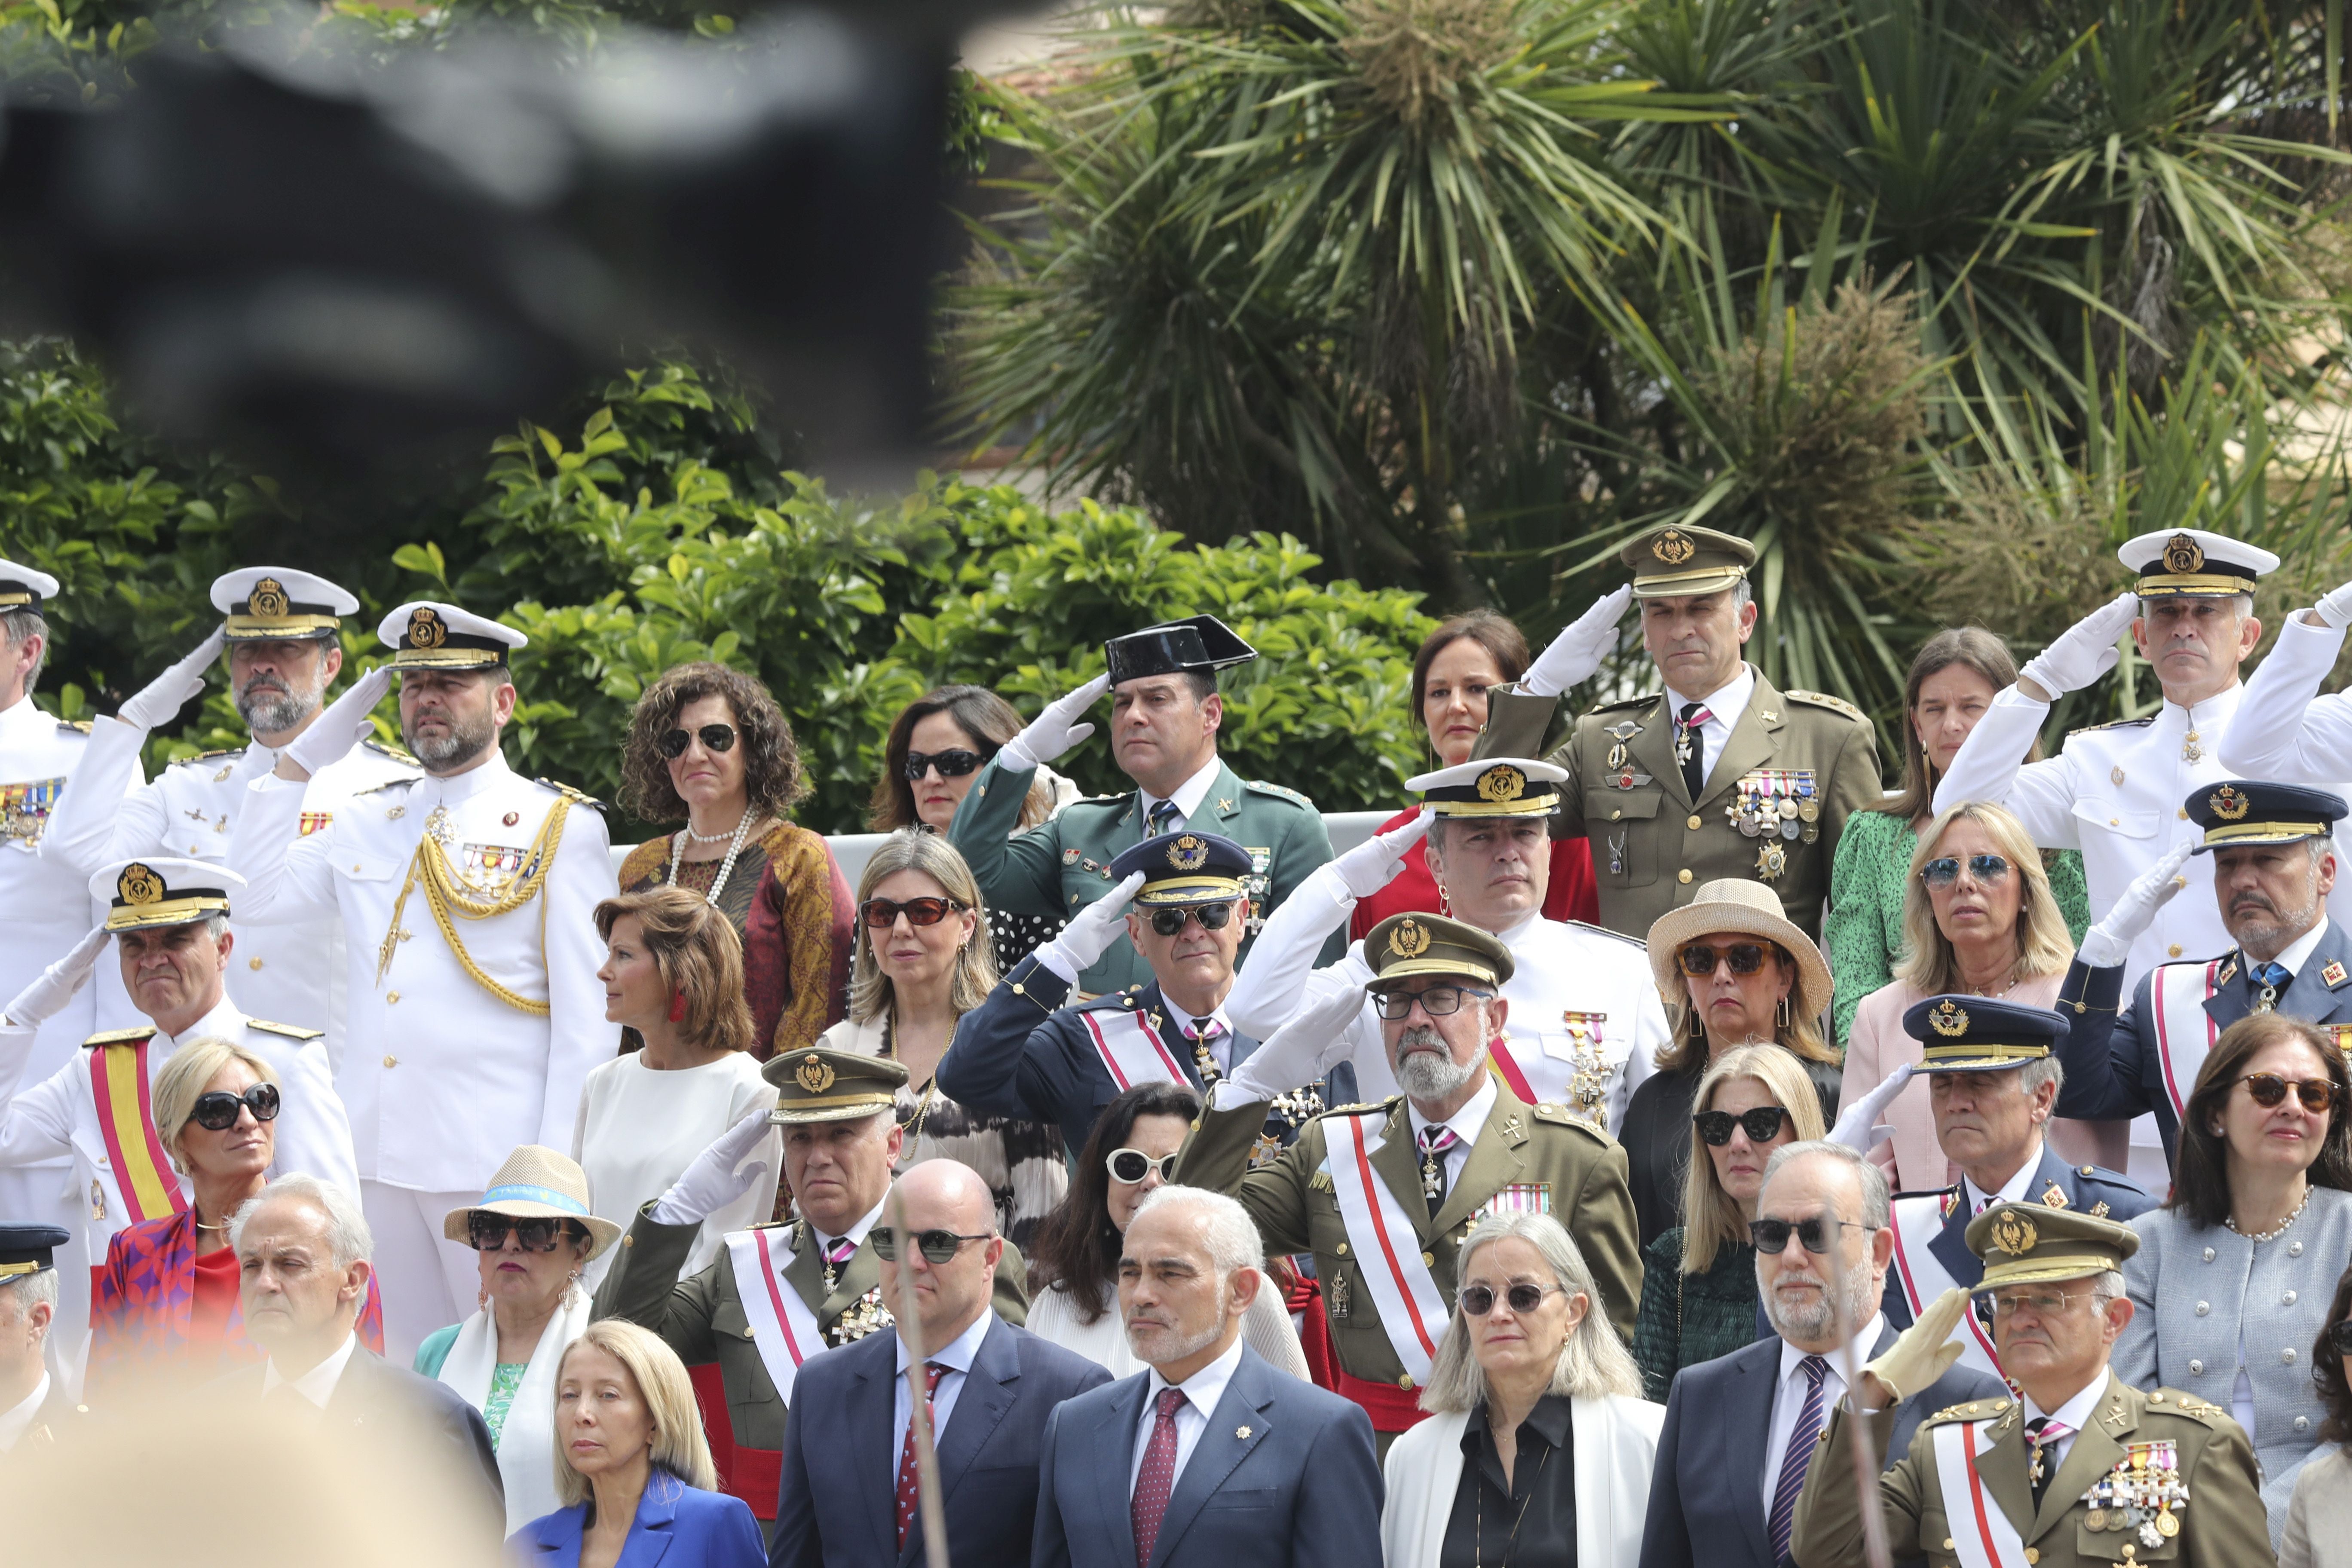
[40,714,420,1056]
[227,748,617,1194]
[2217,613,2352,798]
[1227,862,1666,1131]
[0,993,358,1255]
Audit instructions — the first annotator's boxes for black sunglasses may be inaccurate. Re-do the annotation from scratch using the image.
[2323,1319,2352,1357]
[1146,903,1236,937]
[2240,1073,2340,1113]
[1371,984,1492,1020]
[861,896,968,930]
[467,1213,585,1253]
[1458,1283,1559,1316]
[903,747,992,781]
[656,723,737,759]
[1922,854,2011,888]
[190,1083,281,1131]
[870,1226,992,1265]
[1749,1216,1874,1256]
[1679,942,1770,977]
[1694,1106,1789,1146]
[1107,1148,1180,1185]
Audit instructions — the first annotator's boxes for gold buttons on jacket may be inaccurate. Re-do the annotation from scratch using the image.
[1677,869,1692,885]
[383,1055,398,1068]
[2168,945,2183,957]
[387,992,401,1004]
[1686,815,1702,830]
[248,957,263,970]
[1421,1251,1436,1267]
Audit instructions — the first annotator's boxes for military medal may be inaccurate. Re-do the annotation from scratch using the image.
[1607,828,1627,877]
[1421,1146,1445,1200]
[2182,728,2202,763]
[1755,841,1787,881]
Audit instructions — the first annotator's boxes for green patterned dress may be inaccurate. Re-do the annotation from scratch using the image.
[1631,1229,1762,1404]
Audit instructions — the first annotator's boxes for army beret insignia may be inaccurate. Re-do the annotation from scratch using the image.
[1928,998,1969,1037]
[2163,532,2205,574]
[794,1053,835,1094]
[1388,918,1433,959]
[1989,1211,2038,1256]
[2210,784,2249,821]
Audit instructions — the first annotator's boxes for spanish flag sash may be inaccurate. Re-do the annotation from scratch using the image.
[1932,1418,2034,1568]
[87,1035,185,1224]
[1327,1109,1449,1384]
[1077,1008,1188,1091]
[1887,1192,2003,1383]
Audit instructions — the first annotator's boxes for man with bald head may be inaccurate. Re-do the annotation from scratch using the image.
[771,1159,1110,1568]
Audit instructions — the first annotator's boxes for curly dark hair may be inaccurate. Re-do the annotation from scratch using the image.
[2315,1260,2352,1444]
[2172,1011,2352,1229]
[1024,1081,1201,1325]
[618,662,808,825]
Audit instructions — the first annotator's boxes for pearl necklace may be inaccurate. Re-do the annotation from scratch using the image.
[2223,1185,2312,1243]
[668,809,755,907]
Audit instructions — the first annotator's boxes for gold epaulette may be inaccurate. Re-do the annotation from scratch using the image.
[175,746,248,766]
[1313,1097,1398,1121]
[2147,1390,2230,1424]
[353,776,414,798]
[83,1026,156,1047]
[364,738,422,767]
[1529,1100,1610,1141]
[1923,1398,2011,1426]
[537,778,607,811]
[2067,715,2156,737]
[1784,689,1868,723]
[55,719,92,735]
[245,1018,325,1041]
[1589,692,1657,713]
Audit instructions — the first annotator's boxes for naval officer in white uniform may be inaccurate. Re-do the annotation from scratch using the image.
[227,601,617,1357]
[1225,757,1667,1129]
[2217,573,2352,792]
[39,568,418,1075]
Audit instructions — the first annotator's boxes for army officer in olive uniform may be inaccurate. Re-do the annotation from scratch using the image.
[1474,524,1881,941]
[1176,913,1641,1450]
[1790,1206,2271,1568]
[947,615,1337,995]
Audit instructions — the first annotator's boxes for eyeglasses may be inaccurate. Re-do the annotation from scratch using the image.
[1990,1287,2104,1319]
[1749,1216,1874,1255]
[1458,1282,1560,1316]
[1107,1148,1180,1185]
[190,1083,281,1131]
[870,1227,992,1264]
[657,723,737,759]
[903,748,991,781]
[466,1213,584,1253]
[2239,1073,2340,1113]
[1145,902,1236,937]
[2323,1318,2352,1357]
[1678,942,1770,977]
[1695,1106,1789,1146]
[1371,984,1493,1020]
[860,896,968,929]
[1922,854,2012,888]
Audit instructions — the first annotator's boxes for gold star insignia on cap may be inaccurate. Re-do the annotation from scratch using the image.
[1653,528,1696,565]
[2210,784,2249,821]
[1167,834,1209,872]
[1990,1211,2038,1256]
[794,1054,835,1094]
[1476,764,1527,805]
[1388,917,1432,958]
[2163,533,2205,574]
[407,606,447,649]
[117,863,162,906]
[1928,999,1969,1037]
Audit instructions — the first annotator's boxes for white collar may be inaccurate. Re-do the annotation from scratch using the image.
[2266,917,2331,978]
[261,1333,359,1409]
[816,1194,890,1255]
[1144,1331,1246,1415]
[2025,1370,2112,1437]
[1139,756,1223,824]
[418,746,514,804]
[1409,1074,1497,1149]
[897,1309,994,1377]
[0,691,41,732]
[1962,1150,2042,1216]
[2159,681,2242,725]
[1666,662,1757,722]
[158,995,246,1052]
[0,1369,49,1452]
[1780,1314,1885,1386]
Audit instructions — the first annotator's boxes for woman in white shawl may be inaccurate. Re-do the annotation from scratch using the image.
[412,1145,619,1534]
[1380,1211,1663,1568]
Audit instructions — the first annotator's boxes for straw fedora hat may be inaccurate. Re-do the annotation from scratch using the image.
[442,1145,621,1260]
[1645,879,1834,1025]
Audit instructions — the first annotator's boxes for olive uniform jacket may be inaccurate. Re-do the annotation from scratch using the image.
[946,754,1338,995]
[1177,1084,1644,1392]
[1476,665,1882,941]
[1791,1374,2272,1568]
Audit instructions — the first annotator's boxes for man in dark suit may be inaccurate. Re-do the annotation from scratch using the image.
[1032,1184,1381,1568]
[1642,1141,2005,1568]
[224,1173,502,1521]
[770,1158,1110,1568]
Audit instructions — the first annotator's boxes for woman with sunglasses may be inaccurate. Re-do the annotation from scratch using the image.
[88,1036,384,1393]
[1620,879,1840,1248]
[414,1144,621,1534]
[2279,1261,2352,1568]
[2113,1011,2352,1545]
[1841,800,2125,1190]
[616,661,853,1063]
[1822,629,2091,1047]
[821,829,1066,1251]
[1379,1210,1658,1568]
[1023,1080,1308,1377]
[1630,1044,1824,1402]
[868,684,1081,968]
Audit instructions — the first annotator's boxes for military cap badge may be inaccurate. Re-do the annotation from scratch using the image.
[249,577,289,618]
[1388,918,1433,959]
[1653,529,1696,565]
[1928,999,1969,1037]
[408,606,447,649]
[117,863,163,906]
[794,1053,836,1094]
[1168,834,1209,872]
[1990,1211,2038,1256]
[2162,533,2205,574]
[1476,765,1526,805]
[2210,784,2250,821]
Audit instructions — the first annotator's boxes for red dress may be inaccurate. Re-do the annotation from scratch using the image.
[1347,805,1600,940]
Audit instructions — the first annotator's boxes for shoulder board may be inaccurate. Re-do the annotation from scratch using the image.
[245,1018,325,1041]
[537,778,607,811]
[1589,692,1658,714]
[1783,689,1868,724]
[2071,1164,2136,1186]
[2146,1390,2230,1425]
[55,719,92,735]
[174,745,248,766]
[1561,919,1645,949]
[2067,715,2156,737]
[1312,1097,1400,1122]
[1923,1397,2013,1427]
[352,776,416,798]
[364,737,422,767]
[1072,990,1136,1014]
[1243,779,1314,808]
[83,1026,156,1048]
[1890,1184,1960,1204]
[1529,1101,1611,1141]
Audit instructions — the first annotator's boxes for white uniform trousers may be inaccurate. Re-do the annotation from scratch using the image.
[362,1181,481,1363]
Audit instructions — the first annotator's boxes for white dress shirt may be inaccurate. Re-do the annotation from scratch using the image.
[1407,1075,1496,1194]
[1762,1314,1883,1508]
[1129,1332,1246,1497]
[1960,1154,2043,1219]
[2263,918,2331,986]
[1136,758,1222,836]
[1663,664,1757,789]
[0,1369,49,1452]
[261,1332,360,1409]
[892,1309,994,1464]
[2022,1371,2113,1475]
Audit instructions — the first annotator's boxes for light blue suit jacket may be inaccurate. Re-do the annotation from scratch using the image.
[512,1470,765,1568]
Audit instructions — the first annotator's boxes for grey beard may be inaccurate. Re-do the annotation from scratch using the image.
[2230,890,2320,959]
[1124,1285,1228,1366]
[1393,1027,1485,1099]
[236,671,326,737]
[406,709,496,773]
[1763,1271,1878,1344]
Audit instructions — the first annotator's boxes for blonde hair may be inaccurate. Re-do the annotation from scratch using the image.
[848,829,1000,1024]
[552,1320,718,1508]
[1894,801,2075,994]
[1420,1212,1642,1413]
[592,886,756,1055]
[1679,1044,1826,1274]
[1656,952,1838,1075]
[152,1037,277,1173]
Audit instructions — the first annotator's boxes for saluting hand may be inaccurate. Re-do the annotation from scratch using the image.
[117,627,227,732]
[1331,808,1433,900]
[3,925,111,1029]
[1827,1062,1912,1156]
[997,673,1111,773]
[2306,579,2352,630]
[649,1106,778,1227]
[1522,585,1634,699]
[278,663,393,782]
[1859,1286,1970,1407]
[2076,839,2194,968]
[1031,870,1148,984]
[2017,591,2136,701]
[1221,972,1368,1106]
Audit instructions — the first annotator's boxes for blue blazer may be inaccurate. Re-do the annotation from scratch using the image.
[768,1313,1112,1568]
[1031,1344,1382,1568]
[1639,1320,2007,1568]
[513,1471,765,1568]
[2053,920,2352,1167]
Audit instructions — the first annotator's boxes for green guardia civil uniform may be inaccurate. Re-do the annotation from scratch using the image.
[1476,525,1881,941]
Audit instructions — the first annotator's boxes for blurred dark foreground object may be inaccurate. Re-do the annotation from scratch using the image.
[0,4,1002,508]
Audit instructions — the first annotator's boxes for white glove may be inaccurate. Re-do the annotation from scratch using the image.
[1032,871,1145,984]
[1222,976,1372,1106]
[997,674,1110,773]
[1828,1063,1913,1155]
[117,628,226,732]
[2076,840,2194,968]
[3,926,110,1029]
[1522,585,1634,699]
[1331,810,1433,900]
[1861,1286,1969,1405]
[2018,591,2137,700]
[647,1108,777,1227]
[281,664,392,778]
[2309,579,2352,630]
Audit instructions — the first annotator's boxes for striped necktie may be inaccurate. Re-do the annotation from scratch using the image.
[1766,1355,1829,1568]
[1145,799,1180,837]
[2027,1416,2075,1505]
[1676,701,1713,799]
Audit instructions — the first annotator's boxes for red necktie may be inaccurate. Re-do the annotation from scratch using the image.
[894,1362,946,1549]
[1130,1385,1187,1568]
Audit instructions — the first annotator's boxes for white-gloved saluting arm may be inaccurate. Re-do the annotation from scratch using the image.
[2075,840,2194,969]
[276,664,394,782]
[1225,812,1430,1039]
[117,628,227,732]
[996,674,1110,774]
[1521,586,1634,699]
[1031,872,1145,985]
[2015,591,2138,703]
[2,926,110,1030]
[1219,975,1374,1109]
[1827,1063,1914,1156]
[647,1108,778,1227]
[1857,1286,1970,1409]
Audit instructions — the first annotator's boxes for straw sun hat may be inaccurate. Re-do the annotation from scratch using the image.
[442,1145,621,1260]
[1645,878,1834,1025]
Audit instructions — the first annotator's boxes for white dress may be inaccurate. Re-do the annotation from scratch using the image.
[1025,1278,1312,1381]
[572,1050,778,1288]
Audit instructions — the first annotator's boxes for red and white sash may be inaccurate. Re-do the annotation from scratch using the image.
[1078,1008,1188,1091]
[726,1228,827,1404]
[2150,959,2222,1124]
[1887,1194,2002,1382]
[1485,1036,1538,1104]
[1933,1418,2034,1568]
[1327,1111,1449,1383]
